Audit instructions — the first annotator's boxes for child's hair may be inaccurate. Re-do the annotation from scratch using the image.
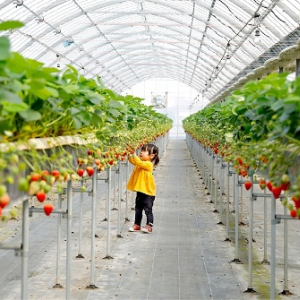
[141,144,160,166]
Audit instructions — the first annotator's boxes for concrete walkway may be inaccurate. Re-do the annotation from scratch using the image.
[84,139,257,300]
[1,139,300,300]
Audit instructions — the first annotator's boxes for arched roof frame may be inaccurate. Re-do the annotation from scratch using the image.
[1,0,300,101]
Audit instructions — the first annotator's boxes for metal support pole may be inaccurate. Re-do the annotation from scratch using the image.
[270,194,276,300]
[87,168,98,289]
[21,199,29,300]
[76,178,84,258]
[214,158,218,212]
[54,193,63,288]
[210,155,214,201]
[112,167,117,210]
[218,160,224,223]
[125,161,130,221]
[66,179,72,300]
[245,175,256,293]
[281,205,291,295]
[231,173,241,263]
[104,167,113,259]
[240,176,244,225]
[117,162,123,237]
[225,163,231,241]
[262,188,269,264]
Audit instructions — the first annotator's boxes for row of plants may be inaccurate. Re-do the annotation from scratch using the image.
[183,72,300,218]
[0,21,172,220]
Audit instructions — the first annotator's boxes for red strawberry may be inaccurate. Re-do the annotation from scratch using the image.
[0,194,10,208]
[36,191,46,202]
[244,181,252,191]
[43,203,54,216]
[237,157,243,165]
[77,168,84,177]
[30,173,40,182]
[266,181,273,192]
[291,195,300,209]
[281,182,290,191]
[86,167,94,177]
[290,209,297,218]
[272,186,282,199]
[87,150,93,155]
[51,170,60,181]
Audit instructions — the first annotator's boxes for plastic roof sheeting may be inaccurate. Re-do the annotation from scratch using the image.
[1,0,300,102]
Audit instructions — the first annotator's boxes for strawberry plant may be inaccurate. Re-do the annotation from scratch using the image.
[0,20,172,222]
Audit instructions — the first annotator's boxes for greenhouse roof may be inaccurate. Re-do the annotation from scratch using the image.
[1,0,300,102]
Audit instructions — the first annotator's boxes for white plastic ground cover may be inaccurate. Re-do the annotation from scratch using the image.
[0,0,300,102]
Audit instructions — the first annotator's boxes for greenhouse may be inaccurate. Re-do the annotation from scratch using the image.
[1,0,300,299]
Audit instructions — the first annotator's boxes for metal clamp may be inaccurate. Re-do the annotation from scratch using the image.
[0,242,22,256]
[29,207,68,217]
[274,214,294,224]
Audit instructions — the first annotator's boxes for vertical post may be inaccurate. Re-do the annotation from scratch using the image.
[87,168,98,289]
[125,161,130,221]
[262,188,269,264]
[219,159,224,223]
[76,178,84,258]
[232,173,241,263]
[117,162,122,237]
[282,205,289,293]
[246,175,255,292]
[54,193,63,288]
[21,199,29,300]
[270,194,276,300]
[225,163,231,241]
[240,176,244,224]
[105,167,113,259]
[66,179,72,300]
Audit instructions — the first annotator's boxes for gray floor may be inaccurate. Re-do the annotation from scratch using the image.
[1,139,300,300]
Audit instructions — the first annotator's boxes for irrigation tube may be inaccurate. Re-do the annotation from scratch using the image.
[21,199,29,300]
[66,179,73,300]
[54,193,63,287]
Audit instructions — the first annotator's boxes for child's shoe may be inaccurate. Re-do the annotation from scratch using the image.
[141,224,152,234]
[129,224,141,232]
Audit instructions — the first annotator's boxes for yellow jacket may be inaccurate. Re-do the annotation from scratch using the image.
[127,155,156,196]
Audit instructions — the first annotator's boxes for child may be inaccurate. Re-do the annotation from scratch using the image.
[127,143,159,233]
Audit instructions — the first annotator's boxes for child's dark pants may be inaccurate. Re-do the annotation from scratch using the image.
[134,192,155,226]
